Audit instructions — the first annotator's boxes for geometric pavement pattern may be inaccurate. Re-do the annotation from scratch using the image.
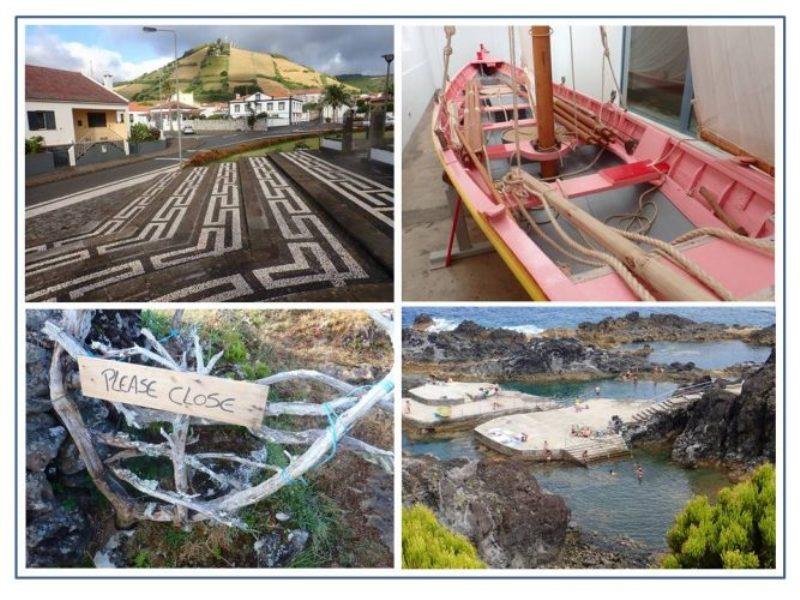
[25,156,390,302]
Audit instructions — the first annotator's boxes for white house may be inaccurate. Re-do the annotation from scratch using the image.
[149,100,198,131]
[198,102,229,118]
[128,102,152,126]
[25,65,130,165]
[228,92,306,126]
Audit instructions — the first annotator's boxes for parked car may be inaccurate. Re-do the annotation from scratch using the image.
[182,124,195,135]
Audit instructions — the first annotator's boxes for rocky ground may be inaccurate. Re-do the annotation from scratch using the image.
[403,313,773,384]
[25,309,393,569]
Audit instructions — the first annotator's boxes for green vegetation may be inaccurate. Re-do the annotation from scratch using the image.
[115,42,362,103]
[402,504,486,569]
[128,122,161,143]
[140,309,172,339]
[337,73,387,94]
[662,463,776,569]
[321,84,353,124]
[25,136,44,155]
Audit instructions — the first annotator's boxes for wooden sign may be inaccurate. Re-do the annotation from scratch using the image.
[77,356,268,428]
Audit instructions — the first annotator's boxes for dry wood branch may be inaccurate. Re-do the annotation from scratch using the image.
[41,310,395,530]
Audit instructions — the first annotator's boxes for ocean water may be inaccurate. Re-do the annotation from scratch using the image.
[402,306,775,334]
[622,340,772,370]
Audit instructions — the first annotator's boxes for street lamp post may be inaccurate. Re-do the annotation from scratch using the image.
[381,53,394,100]
[143,27,182,164]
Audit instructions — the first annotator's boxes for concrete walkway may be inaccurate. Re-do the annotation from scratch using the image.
[403,390,559,433]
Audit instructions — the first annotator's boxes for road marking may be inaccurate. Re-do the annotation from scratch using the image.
[25,164,179,219]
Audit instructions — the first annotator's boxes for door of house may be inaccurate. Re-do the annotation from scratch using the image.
[621,26,696,133]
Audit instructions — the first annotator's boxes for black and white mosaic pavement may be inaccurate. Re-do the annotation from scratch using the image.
[25,156,392,302]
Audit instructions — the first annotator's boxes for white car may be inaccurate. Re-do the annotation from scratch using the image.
[182,125,195,135]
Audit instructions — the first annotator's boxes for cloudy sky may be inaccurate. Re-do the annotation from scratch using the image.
[25,24,393,82]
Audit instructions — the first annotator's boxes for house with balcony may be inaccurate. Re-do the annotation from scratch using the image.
[229,92,306,127]
[25,65,130,167]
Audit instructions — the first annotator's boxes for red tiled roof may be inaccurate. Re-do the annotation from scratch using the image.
[128,101,153,113]
[26,65,128,105]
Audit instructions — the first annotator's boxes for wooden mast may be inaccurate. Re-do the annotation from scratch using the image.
[531,25,558,178]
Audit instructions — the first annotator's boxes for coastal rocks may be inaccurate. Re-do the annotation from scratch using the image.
[403,319,530,364]
[629,350,775,469]
[403,320,647,381]
[411,313,435,331]
[574,311,774,346]
[671,349,775,468]
[403,455,570,568]
[550,527,655,569]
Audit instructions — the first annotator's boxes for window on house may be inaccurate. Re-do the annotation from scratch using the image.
[622,26,695,132]
[278,102,285,110]
[87,112,107,128]
[234,105,240,113]
[27,110,56,131]
[267,102,273,110]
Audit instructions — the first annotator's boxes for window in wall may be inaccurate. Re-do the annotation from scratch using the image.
[278,102,285,110]
[27,110,56,130]
[87,112,107,128]
[622,26,695,132]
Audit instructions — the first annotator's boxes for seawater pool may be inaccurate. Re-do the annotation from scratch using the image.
[621,340,771,370]
[404,377,730,550]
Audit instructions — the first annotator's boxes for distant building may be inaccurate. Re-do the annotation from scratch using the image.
[149,100,198,131]
[25,64,130,165]
[128,101,153,126]
[228,92,306,126]
[198,102,229,118]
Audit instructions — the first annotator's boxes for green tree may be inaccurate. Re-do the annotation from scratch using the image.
[662,463,776,569]
[402,504,486,569]
[321,84,352,124]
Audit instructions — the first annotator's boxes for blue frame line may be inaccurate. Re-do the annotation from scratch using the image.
[13,13,786,581]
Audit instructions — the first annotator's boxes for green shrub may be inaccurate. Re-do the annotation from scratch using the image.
[25,136,44,155]
[402,504,486,569]
[129,122,160,143]
[662,463,776,569]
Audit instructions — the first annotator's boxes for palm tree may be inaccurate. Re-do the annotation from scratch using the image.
[321,84,352,124]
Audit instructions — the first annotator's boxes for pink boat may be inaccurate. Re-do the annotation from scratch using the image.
[432,45,775,301]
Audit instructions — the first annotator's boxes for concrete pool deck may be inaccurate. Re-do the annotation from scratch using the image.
[402,389,558,434]
[474,398,649,464]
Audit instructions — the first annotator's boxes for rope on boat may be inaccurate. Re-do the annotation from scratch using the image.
[503,170,656,300]
[671,227,775,253]
[617,230,735,301]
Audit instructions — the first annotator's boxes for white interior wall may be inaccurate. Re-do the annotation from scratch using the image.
[401,25,624,149]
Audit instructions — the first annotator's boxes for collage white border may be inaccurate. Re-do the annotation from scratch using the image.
[5,3,792,591]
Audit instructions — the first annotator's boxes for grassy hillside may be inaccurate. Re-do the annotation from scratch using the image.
[115,40,364,103]
[336,74,387,94]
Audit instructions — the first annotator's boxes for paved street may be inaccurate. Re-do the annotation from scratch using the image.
[25,123,330,210]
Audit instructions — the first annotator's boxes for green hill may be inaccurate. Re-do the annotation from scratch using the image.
[336,74,388,94]
[115,40,363,103]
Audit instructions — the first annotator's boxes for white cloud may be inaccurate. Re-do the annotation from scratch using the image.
[26,33,171,83]
[317,52,344,74]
